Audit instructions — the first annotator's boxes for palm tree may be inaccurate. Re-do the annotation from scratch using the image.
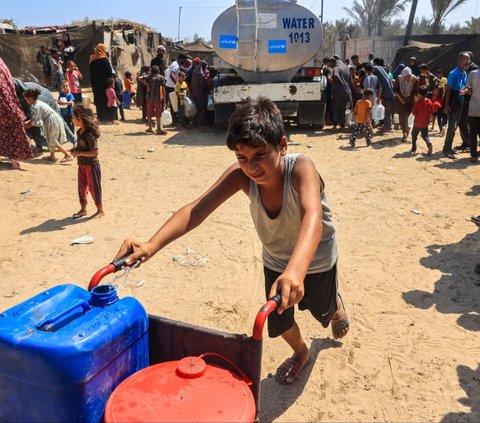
[343,0,376,36]
[430,0,468,34]
[343,0,410,37]
[321,19,358,57]
[412,16,433,34]
[375,0,411,36]
[464,16,480,34]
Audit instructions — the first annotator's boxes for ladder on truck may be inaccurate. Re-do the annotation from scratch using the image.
[235,0,259,72]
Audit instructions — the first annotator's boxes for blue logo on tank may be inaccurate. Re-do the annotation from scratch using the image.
[219,34,237,49]
[268,40,287,54]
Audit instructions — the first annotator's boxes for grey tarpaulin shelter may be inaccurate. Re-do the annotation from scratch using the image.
[0,21,162,85]
[391,34,480,73]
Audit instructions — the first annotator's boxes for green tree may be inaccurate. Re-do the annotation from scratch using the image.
[382,18,406,36]
[375,0,411,35]
[463,16,480,34]
[343,0,410,37]
[430,0,468,34]
[321,19,358,57]
[411,16,434,34]
[68,17,91,26]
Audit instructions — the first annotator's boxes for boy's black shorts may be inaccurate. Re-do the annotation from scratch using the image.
[264,262,338,338]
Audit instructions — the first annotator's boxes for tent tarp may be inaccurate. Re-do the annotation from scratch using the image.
[0,23,160,86]
[392,35,480,73]
[0,26,96,84]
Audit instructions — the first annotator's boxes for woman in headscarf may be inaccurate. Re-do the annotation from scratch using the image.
[89,43,114,122]
[392,63,405,81]
[0,57,32,169]
[62,33,76,63]
[393,67,419,142]
[408,57,421,77]
[14,78,76,152]
[190,60,209,127]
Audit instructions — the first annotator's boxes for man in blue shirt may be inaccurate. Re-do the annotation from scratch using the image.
[442,52,470,158]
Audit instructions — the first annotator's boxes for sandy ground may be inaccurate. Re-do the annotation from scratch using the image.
[1,105,480,422]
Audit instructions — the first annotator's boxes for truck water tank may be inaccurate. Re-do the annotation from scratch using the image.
[212,0,322,83]
[0,284,149,422]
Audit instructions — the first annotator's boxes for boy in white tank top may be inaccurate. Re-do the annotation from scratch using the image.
[114,97,350,385]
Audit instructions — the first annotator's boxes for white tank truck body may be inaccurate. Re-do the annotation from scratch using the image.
[211,0,326,126]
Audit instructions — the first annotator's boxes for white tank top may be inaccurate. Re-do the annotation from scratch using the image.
[249,154,337,273]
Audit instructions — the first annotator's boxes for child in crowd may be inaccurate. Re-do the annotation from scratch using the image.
[58,80,75,133]
[431,84,446,136]
[435,69,447,90]
[350,88,373,147]
[123,71,136,109]
[70,105,104,219]
[23,88,73,162]
[145,65,166,135]
[175,71,189,129]
[66,61,83,103]
[114,74,125,121]
[411,85,433,155]
[105,77,120,125]
[50,49,64,93]
[114,97,349,385]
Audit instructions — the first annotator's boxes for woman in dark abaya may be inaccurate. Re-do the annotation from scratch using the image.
[89,43,114,121]
[190,60,209,127]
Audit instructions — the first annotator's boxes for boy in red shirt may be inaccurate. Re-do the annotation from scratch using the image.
[411,85,433,155]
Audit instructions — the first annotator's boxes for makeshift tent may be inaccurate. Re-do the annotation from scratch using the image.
[0,21,161,85]
[391,34,480,72]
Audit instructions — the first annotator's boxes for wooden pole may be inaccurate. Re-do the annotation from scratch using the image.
[403,0,418,46]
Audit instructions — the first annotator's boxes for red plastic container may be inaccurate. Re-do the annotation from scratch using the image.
[105,354,256,422]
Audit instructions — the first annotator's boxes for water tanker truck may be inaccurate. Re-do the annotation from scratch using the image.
[211,0,326,127]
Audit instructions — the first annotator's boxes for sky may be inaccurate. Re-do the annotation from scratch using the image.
[2,0,477,41]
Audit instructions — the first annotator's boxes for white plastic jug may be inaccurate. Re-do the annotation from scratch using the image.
[372,103,385,121]
[408,113,414,128]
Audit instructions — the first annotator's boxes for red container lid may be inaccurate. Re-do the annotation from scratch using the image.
[105,356,256,422]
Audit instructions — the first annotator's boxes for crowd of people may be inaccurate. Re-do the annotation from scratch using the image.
[323,51,479,160]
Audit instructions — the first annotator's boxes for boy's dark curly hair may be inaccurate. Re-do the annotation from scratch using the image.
[226,97,286,150]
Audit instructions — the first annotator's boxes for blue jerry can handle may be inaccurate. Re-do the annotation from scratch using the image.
[36,300,91,331]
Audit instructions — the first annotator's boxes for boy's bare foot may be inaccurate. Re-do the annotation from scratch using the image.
[157,130,167,135]
[276,351,312,385]
[331,293,350,339]
[91,211,105,219]
[72,209,87,219]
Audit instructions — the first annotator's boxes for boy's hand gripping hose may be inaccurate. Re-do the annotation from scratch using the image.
[88,255,139,291]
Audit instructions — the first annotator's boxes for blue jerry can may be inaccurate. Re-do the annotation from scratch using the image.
[0,284,149,423]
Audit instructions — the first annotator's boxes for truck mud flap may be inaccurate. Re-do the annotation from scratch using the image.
[214,103,236,129]
[298,101,325,126]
